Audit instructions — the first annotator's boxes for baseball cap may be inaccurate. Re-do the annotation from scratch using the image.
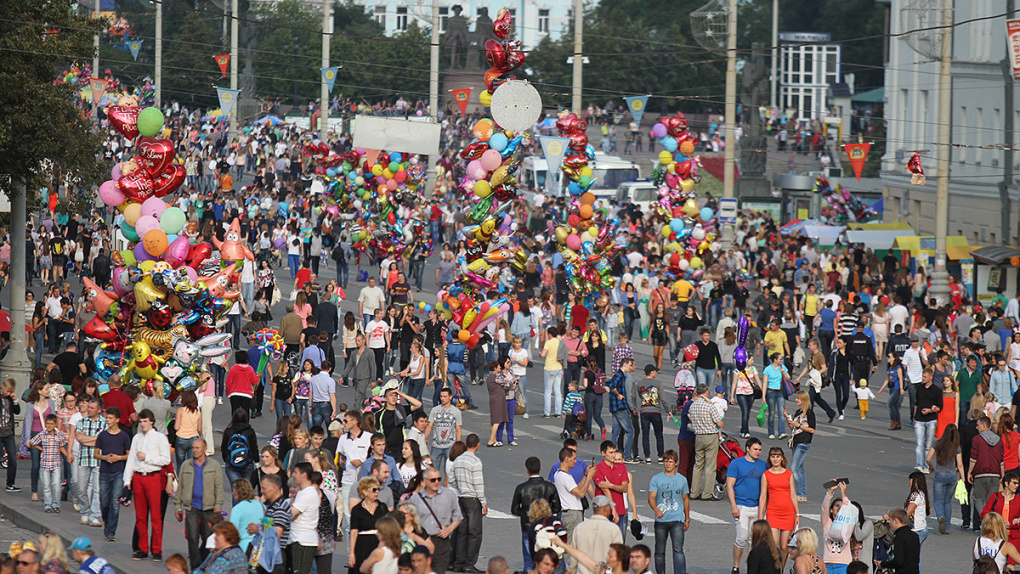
[909,333,920,342]
[715,385,726,394]
[69,537,93,552]
[328,420,343,434]
[592,495,613,508]
[644,364,659,375]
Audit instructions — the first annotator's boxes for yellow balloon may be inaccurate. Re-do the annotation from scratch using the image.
[474,180,492,198]
[138,260,155,273]
[124,203,142,226]
[489,166,509,188]
[467,258,489,272]
[690,256,703,269]
[665,241,680,253]
[666,163,676,174]
[661,226,673,237]
[682,198,699,216]
[479,90,493,107]
[679,178,696,194]
[555,226,570,244]
[586,225,599,240]
[579,166,593,179]
[561,249,578,261]
[133,276,163,311]
[658,151,673,164]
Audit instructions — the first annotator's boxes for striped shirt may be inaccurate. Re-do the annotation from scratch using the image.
[28,429,67,470]
[265,496,292,545]
[75,416,107,468]
[448,451,486,506]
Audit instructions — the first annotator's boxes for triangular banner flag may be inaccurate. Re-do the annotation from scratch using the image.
[89,78,108,105]
[539,136,571,192]
[214,54,230,77]
[127,40,142,61]
[624,95,650,125]
[843,142,871,181]
[322,67,339,94]
[216,87,240,115]
[451,88,472,115]
[364,149,381,166]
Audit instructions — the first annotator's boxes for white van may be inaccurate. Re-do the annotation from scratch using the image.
[519,150,641,203]
[615,180,659,213]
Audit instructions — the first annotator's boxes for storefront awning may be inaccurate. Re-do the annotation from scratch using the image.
[893,236,973,260]
[845,229,914,249]
[844,221,913,231]
[970,245,1020,265]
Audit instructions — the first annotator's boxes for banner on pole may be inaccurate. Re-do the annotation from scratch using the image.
[539,135,570,193]
[1008,19,1020,80]
[322,67,339,94]
[451,88,472,115]
[624,95,650,125]
[127,40,142,61]
[216,87,240,115]
[214,54,230,77]
[89,78,109,106]
[843,142,871,181]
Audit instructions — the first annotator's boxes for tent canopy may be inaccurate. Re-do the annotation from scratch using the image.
[970,246,1020,265]
[844,221,913,231]
[845,229,915,249]
[800,225,845,245]
[893,236,972,260]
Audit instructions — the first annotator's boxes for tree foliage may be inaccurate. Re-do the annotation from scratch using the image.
[0,0,106,203]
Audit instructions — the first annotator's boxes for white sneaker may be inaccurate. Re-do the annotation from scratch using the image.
[217,397,223,405]
[523,413,529,419]
[768,434,776,439]
[838,414,845,420]
[81,516,89,525]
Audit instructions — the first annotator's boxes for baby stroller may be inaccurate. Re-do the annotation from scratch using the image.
[711,432,746,500]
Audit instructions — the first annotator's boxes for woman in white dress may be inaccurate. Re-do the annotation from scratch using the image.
[872,302,890,359]
[1006,331,1020,375]
[361,515,401,574]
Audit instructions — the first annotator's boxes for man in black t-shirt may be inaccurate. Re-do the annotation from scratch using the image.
[49,342,86,391]
[390,272,412,308]
[95,407,132,542]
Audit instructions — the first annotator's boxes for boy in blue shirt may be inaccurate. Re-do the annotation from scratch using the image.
[648,450,690,574]
[725,437,767,573]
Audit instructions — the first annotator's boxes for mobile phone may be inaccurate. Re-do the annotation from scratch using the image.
[590,457,596,468]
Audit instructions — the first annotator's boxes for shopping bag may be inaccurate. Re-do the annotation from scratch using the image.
[756,402,768,428]
[827,501,859,545]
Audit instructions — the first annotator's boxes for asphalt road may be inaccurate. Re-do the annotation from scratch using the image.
[2,224,977,574]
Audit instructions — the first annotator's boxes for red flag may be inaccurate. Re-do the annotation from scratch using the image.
[843,142,871,181]
[214,54,230,77]
[451,88,471,115]
[88,78,109,106]
[365,149,381,167]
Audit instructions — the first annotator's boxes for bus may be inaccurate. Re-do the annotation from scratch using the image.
[519,150,642,204]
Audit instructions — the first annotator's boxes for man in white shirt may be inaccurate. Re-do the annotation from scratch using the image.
[570,495,623,574]
[903,333,928,425]
[358,277,386,327]
[365,308,391,377]
[889,298,911,333]
[122,409,171,559]
[1006,294,1020,326]
[553,447,596,539]
[337,410,372,536]
[289,463,319,573]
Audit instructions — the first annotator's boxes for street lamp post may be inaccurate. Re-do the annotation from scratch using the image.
[571,0,583,114]
[1,180,34,395]
[320,0,330,143]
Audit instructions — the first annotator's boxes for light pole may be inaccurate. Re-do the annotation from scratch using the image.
[155,0,162,106]
[320,0,331,143]
[1,180,33,395]
[426,0,439,190]
[570,0,583,114]
[92,0,100,124]
[229,0,238,140]
[770,0,778,109]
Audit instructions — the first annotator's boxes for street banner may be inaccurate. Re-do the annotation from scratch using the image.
[451,88,471,115]
[1008,19,1020,80]
[364,149,381,166]
[322,67,339,94]
[214,54,230,77]
[128,40,142,61]
[843,142,871,181]
[624,95,650,125]
[89,78,109,106]
[216,87,240,115]
[539,135,570,193]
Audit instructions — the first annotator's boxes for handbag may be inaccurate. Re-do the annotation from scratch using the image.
[515,396,527,416]
[752,384,762,400]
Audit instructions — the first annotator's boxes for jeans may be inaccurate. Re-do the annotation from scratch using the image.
[736,394,754,435]
[34,331,45,367]
[818,329,835,356]
[544,370,563,416]
[407,379,425,404]
[888,388,903,424]
[430,446,451,480]
[521,531,534,572]
[932,470,957,523]
[241,281,255,312]
[337,262,348,288]
[914,420,937,471]
[791,443,810,497]
[611,409,635,459]
[77,466,101,522]
[40,466,61,510]
[186,509,216,569]
[809,385,836,418]
[452,497,484,570]
[175,436,196,471]
[908,383,918,422]
[294,398,311,430]
[273,398,293,422]
[99,471,122,538]
[917,528,928,572]
[409,259,424,291]
[583,393,605,437]
[765,390,782,436]
[288,254,299,278]
[654,520,686,574]
[695,367,716,389]
[225,464,253,502]
[834,372,852,415]
[497,400,516,443]
[708,301,722,329]
[311,401,333,429]
[641,413,665,459]
[720,363,734,392]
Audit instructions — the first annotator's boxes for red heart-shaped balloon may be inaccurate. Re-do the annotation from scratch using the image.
[317,142,329,156]
[302,144,317,157]
[152,164,186,197]
[485,40,507,71]
[135,137,175,175]
[117,171,155,201]
[568,133,588,152]
[107,106,140,139]
[492,7,512,40]
[505,49,525,72]
[83,316,119,341]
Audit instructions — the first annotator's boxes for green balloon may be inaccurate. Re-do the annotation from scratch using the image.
[160,207,186,235]
[137,107,165,137]
[121,222,139,242]
[578,175,591,188]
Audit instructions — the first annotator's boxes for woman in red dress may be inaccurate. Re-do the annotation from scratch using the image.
[759,447,800,565]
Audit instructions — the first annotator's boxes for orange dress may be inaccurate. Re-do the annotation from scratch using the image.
[764,468,796,531]
[935,393,957,438]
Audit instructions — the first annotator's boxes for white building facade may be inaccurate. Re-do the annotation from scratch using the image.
[778,31,842,121]
[882,0,1020,246]
[356,0,574,50]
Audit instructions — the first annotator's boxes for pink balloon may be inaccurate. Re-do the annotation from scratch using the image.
[183,266,198,284]
[466,160,486,180]
[140,197,168,219]
[566,234,581,251]
[326,205,339,217]
[164,235,190,267]
[386,179,398,191]
[135,215,160,237]
[111,164,123,181]
[480,149,502,172]
[99,181,125,207]
[355,147,366,155]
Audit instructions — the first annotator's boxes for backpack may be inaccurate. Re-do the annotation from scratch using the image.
[331,244,346,264]
[357,269,368,282]
[972,539,1003,574]
[589,369,607,394]
[571,399,586,422]
[556,339,567,365]
[227,431,251,468]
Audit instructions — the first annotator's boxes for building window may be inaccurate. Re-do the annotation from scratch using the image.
[538,8,550,33]
[374,5,386,29]
[395,6,408,31]
[439,6,448,32]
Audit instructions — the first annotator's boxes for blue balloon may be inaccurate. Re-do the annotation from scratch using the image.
[669,218,685,233]
[661,138,678,152]
[390,152,402,163]
[700,207,714,221]
[489,133,509,152]
[326,167,337,177]
[568,182,582,196]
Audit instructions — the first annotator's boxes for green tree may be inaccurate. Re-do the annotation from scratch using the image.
[0,0,106,205]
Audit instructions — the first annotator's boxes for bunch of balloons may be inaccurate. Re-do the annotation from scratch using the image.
[813,177,879,224]
[479,8,525,103]
[552,199,622,305]
[248,328,286,375]
[554,112,596,196]
[734,314,750,373]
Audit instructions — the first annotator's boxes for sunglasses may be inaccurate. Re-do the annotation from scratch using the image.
[427,477,441,482]
[17,560,36,566]
[370,487,380,493]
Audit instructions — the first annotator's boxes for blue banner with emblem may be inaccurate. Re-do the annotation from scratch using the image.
[216,87,240,115]
[127,40,142,61]
[624,95,649,125]
[322,67,339,94]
